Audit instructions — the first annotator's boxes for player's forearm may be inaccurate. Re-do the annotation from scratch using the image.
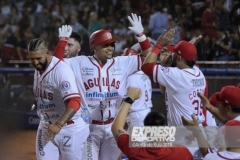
[193,129,210,157]
[135,34,152,57]
[208,106,227,124]
[53,39,67,60]
[56,108,76,127]
[111,102,130,139]
[141,43,160,79]
[159,84,166,94]
[143,41,162,64]
[141,62,156,80]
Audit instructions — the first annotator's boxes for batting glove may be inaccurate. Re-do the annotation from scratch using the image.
[58,25,72,41]
[127,13,144,35]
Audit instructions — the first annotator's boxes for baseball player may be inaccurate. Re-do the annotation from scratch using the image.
[54,31,82,58]
[28,38,89,160]
[144,32,209,126]
[203,120,240,160]
[141,29,209,156]
[208,93,223,126]
[111,87,193,160]
[122,48,152,128]
[182,85,240,157]
[53,13,153,160]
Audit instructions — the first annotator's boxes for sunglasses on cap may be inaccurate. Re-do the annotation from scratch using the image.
[103,43,115,48]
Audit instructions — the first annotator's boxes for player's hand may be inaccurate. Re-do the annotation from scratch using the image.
[127,87,141,101]
[127,13,144,35]
[181,114,200,131]
[159,49,172,67]
[59,25,72,38]
[189,35,202,45]
[197,92,214,111]
[43,123,61,141]
[157,28,175,46]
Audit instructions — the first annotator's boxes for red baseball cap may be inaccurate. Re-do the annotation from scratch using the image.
[214,86,240,107]
[122,48,138,56]
[167,41,197,61]
[209,92,221,107]
[223,120,240,145]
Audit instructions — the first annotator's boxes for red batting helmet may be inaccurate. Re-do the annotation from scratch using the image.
[89,30,116,49]
[122,48,138,56]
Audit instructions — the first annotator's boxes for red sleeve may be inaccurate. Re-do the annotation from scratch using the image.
[53,38,68,60]
[172,145,194,160]
[117,134,138,158]
[66,97,81,111]
[141,62,156,80]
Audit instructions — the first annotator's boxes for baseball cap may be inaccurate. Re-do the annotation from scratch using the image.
[167,41,197,61]
[213,86,240,107]
[122,48,138,56]
[223,120,240,145]
[209,92,221,107]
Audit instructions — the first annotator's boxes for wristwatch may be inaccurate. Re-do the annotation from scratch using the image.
[124,97,134,105]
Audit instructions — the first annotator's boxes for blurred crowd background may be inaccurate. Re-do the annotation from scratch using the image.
[0,0,240,135]
[0,0,240,66]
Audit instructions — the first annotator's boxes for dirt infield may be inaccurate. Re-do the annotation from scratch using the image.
[0,129,37,160]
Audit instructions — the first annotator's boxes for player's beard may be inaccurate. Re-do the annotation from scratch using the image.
[171,56,177,67]
[35,57,48,71]
[69,50,78,58]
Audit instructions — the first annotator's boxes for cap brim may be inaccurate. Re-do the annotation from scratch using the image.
[98,39,117,45]
[167,44,176,53]
[209,92,223,107]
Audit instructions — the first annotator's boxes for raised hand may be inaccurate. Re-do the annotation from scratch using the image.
[157,28,175,46]
[159,48,172,66]
[197,92,214,111]
[181,114,200,132]
[126,87,142,101]
[127,13,144,35]
[58,25,72,38]
[189,35,202,45]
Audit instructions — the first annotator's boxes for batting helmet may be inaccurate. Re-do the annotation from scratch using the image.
[122,48,138,56]
[89,30,116,49]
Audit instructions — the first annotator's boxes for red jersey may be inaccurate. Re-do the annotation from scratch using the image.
[117,134,193,160]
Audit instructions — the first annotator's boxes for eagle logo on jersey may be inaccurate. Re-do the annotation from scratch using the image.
[160,67,169,73]
[61,81,70,91]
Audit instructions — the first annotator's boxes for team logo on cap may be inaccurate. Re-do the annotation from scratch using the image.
[178,50,181,54]
[61,81,70,91]
[106,32,112,39]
